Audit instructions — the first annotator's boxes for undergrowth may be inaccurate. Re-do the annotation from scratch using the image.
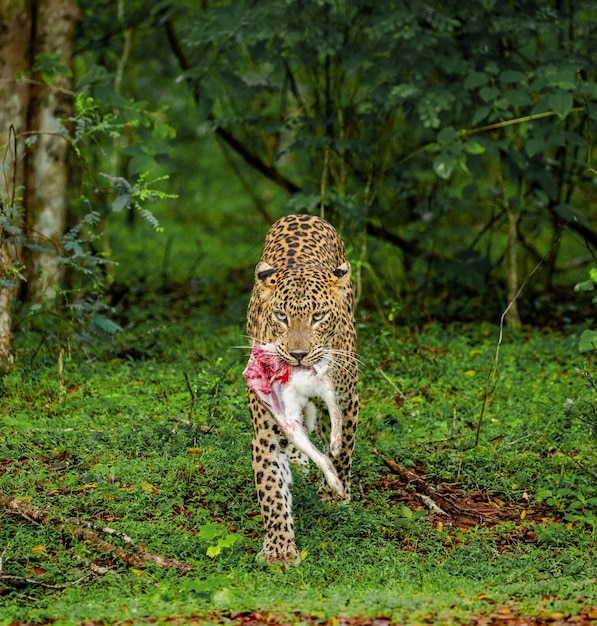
[1,297,597,624]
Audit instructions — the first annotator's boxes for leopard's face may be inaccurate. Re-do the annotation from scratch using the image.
[251,260,353,368]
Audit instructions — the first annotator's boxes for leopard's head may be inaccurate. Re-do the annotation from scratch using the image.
[253,260,353,367]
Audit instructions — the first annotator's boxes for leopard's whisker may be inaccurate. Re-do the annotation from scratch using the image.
[320,353,358,380]
[324,348,365,367]
[321,349,363,373]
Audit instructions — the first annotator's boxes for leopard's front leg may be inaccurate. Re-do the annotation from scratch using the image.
[249,391,300,567]
[318,388,358,504]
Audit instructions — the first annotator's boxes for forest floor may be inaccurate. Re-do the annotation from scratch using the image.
[2,289,597,625]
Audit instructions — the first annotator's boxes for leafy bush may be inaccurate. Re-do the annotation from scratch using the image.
[2,81,178,370]
[575,267,597,351]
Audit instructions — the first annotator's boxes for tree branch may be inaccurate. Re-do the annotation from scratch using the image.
[214,126,301,194]
[371,448,487,526]
[0,491,192,575]
[163,16,300,195]
[365,221,423,257]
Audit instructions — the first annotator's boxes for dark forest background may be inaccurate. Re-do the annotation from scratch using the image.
[2,0,597,366]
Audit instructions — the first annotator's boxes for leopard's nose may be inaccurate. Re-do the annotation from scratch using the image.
[289,351,308,364]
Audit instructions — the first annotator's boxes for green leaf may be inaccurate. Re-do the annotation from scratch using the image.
[26,243,55,254]
[499,70,527,84]
[199,523,224,541]
[525,138,546,158]
[463,140,485,155]
[494,97,510,110]
[535,488,553,503]
[92,316,123,335]
[64,240,85,258]
[400,504,413,519]
[464,71,489,90]
[391,83,420,100]
[554,203,588,226]
[574,280,594,293]
[206,533,241,558]
[545,65,577,88]
[437,126,457,142]
[503,88,532,107]
[433,154,455,180]
[154,122,177,141]
[579,329,597,353]
[206,544,222,558]
[112,194,131,212]
[548,91,573,119]
[472,106,490,126]
[33,51,73,85]
[479,86,499,103]
[532,169,558,199]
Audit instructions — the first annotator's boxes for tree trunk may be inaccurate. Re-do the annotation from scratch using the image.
[0,0,78,372]
[0,1,33,373]
[0,241,16,374]
[505,206,522,328]
[22,0,79,303]
[495,156,522,328]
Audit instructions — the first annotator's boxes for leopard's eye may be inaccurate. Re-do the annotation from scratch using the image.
[274,310,288,324]
[311,311,327,324]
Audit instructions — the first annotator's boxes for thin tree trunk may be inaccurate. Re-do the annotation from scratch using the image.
[0,242,16,374]
[505,206,522,328]
[22,0,79,303]
[495,157,522,328]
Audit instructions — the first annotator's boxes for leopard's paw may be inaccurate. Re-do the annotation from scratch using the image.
[318,482,350,505]
[257,538,301,568]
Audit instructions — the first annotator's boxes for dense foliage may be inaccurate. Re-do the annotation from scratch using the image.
[73,0,597,321]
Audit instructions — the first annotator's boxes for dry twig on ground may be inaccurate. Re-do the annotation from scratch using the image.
[0,491,192,577]
[372,447,490,526]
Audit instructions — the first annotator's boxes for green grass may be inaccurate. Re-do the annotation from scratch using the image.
[2,299,597,624]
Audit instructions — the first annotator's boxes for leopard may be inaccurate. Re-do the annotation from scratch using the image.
[246,213,359,566]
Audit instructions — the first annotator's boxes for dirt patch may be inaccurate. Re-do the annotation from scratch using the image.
[377,474,556,531]
[372,448,560,531]
[17,607,593,626]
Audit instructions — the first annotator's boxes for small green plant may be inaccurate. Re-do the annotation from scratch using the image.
[12,205,120,371]
[575,267,597,352]
[179,574,233,601]
[32,51,72,84]
[564,365,597,445]
[198,523,243,559]
[99,171,175,230]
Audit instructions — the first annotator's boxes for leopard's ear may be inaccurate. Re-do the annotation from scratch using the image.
[255,261,277,285]
[332,261,351,287]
